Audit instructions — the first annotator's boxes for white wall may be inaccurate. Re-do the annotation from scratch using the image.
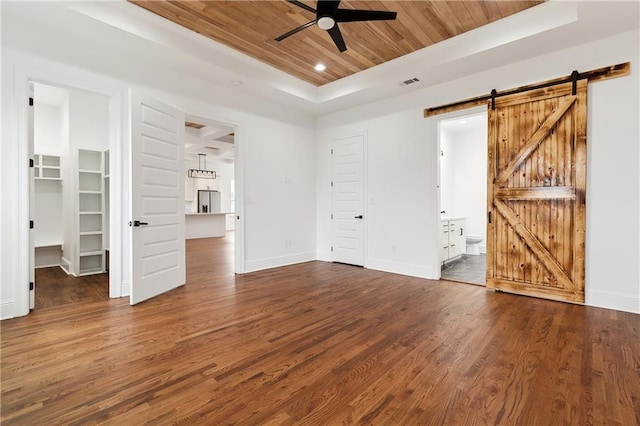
[317,110,436,278]
[439,127,455,221]
[69,90,110,152]
[34,102,64,249]
[317,30,640,314]
[2,58,316,317]
[34,103,63,154]
[451,126,488,251]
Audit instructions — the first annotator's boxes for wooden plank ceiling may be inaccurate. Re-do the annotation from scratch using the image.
[129,1,544,86]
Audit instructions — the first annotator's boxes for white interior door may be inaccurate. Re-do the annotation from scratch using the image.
[130,90,185,305]
[331,135,365,266]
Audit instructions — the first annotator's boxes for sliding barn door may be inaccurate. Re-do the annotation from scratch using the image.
[486,81,587,303]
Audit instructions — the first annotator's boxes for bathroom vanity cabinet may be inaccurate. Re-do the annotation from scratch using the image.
[441,218,466,263]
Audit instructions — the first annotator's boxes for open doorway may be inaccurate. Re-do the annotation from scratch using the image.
[438,111,488,285]
[31,82,111,309]
[183,117,236,272]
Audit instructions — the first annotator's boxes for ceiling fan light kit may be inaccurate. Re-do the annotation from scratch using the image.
[275,0,398,53]
[317,16,335,30]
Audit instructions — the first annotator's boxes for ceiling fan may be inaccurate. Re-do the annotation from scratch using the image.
[275,0,398,53]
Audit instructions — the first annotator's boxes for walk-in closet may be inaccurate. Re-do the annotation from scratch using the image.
[33,83,110,308]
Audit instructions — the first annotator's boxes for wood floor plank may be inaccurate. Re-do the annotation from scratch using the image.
[2,235,639,424]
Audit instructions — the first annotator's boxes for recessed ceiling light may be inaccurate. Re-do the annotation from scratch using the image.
[314,63,326,72]
[460,120,467,125]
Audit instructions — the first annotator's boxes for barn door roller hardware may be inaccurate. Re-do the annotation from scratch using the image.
[571,70,579,95]
[424,62,630,117]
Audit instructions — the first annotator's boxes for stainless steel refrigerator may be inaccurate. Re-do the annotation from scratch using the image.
[198,190,221,213]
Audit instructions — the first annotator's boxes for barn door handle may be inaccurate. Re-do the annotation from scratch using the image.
[487,212,492,224]
[354,215,363,219]
[129,220,149,227]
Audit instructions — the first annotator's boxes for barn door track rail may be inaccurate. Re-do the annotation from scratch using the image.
[424,62,630,117]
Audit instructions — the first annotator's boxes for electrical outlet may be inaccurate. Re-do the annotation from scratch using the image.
[284,239,292,247]
[391,244,397,252]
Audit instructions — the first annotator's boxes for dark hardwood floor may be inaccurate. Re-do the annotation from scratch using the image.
[35,266,108,309]
[2,235,639,424]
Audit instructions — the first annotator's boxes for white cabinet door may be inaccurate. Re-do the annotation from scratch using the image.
[450,219,465,258]
[448,221,461,258]
[441,222,450,261]
[130,90,185,305]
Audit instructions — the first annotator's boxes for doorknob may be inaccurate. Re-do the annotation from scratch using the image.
[354,215,363,219]
[129,220,149,227]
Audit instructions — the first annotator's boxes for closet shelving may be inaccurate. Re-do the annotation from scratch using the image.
[77,149,104,275]
[34,154,62,180]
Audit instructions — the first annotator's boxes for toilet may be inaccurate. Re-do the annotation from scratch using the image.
[466,235,483,255]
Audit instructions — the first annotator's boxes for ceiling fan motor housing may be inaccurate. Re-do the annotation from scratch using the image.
[275,0,398,53]
[317,16,335,30]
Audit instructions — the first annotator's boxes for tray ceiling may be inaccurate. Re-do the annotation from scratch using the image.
[128,0,544,86]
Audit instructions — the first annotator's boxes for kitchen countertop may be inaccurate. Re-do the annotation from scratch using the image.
[185,212,234,216]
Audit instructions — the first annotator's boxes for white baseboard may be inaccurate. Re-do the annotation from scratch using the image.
[316,251,331,262]
[586,289,640,314]
[366,258,438,280]
[35,263,61,269]
[244,252,316,273]
[479,244,487,254]
[60,257,71,275]
[0,299,17,320]
[120,280,130,297]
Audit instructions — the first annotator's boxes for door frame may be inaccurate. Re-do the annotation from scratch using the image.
[329,130,368,267]
[433,106,487,280]
[14,64,124,316]
[182,113,244,274]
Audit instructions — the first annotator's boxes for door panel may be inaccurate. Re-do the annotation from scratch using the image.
[331,135,364,266]
[487,81,586,303]
[130,91,185,305]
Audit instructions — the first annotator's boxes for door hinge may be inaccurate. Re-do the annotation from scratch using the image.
[30,220,34,229]
[29,158,34,168]
[330,149,333,155]
[331,246,334,252]
[331,214,333,219]
[29,282,34,291]
[330,181,333,187]
[29,97,34,106]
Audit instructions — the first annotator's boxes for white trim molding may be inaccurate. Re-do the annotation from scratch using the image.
[586,289,640,314]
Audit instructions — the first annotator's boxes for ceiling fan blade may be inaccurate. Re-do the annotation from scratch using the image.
[286,0,316,14]
[327,24,347,52]
[316,0,341,18]
[335,9,397,23]
[275,19,316,41]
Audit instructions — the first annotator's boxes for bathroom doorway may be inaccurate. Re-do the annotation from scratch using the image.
[438,110,488,285]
